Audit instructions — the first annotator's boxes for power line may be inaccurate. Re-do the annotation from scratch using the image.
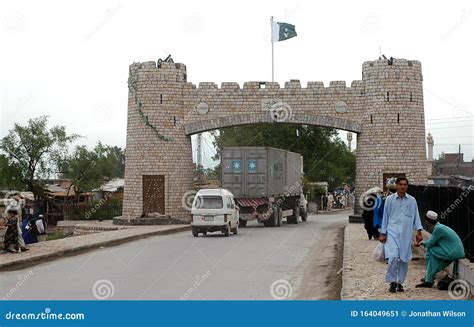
[427,125,474,130]
[424,88,473,116]
[426,120,474,125]
[426,115,474,121]
[431,135,473,139]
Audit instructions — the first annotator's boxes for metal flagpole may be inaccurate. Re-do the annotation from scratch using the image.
[271,16,274,82]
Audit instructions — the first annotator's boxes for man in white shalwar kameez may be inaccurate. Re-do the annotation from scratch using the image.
[379,177,423,293]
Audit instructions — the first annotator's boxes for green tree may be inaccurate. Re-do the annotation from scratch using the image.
[211,123,355,190]
[0,116,79,198]
[107,146,125,178]
[61,143,118,201]
[0,154,24,190]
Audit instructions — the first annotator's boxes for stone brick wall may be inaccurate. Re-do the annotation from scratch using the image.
[122,58,427,222]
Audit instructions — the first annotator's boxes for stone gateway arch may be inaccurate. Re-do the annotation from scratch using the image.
[119,58,427,224]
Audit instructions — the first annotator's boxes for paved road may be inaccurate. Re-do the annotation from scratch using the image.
[1,211,349,300]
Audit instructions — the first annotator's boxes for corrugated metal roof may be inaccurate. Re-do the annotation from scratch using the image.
[94,178,124,192]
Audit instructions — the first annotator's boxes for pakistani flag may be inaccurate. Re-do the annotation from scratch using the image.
[272,21,297,42]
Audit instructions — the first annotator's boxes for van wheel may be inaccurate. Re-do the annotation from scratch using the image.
[277,207,282,227]
[239,218,247,227]
[231,223,238,235]
[192,228,199,237]
[224,224,230,237]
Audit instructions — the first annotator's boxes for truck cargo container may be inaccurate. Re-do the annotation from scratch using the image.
[221,147,307,227]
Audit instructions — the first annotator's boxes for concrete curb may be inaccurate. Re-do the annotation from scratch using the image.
[340,224,351,300]
[0,225,190,272]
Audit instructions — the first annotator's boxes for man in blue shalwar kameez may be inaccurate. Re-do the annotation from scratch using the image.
[379,177,423,293]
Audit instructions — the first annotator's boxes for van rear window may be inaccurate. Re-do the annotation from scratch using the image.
[195,196,223,209]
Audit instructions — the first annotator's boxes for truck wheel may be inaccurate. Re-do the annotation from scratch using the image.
[292,207,300,224]
[192,228,199,237]
[301,209,308,222]
[269,211,278,227]
[224,224,230,236]
[277,207,282,227]
[239,218,247,227]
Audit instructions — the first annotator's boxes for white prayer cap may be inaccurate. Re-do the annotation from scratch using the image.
[425,210,438,221]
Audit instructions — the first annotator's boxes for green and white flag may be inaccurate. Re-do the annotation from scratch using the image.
[271,21,297,42]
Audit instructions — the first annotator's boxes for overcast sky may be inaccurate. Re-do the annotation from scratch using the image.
[1,0,473,169]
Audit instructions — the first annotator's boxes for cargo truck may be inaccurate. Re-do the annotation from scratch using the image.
[221,147,307,227]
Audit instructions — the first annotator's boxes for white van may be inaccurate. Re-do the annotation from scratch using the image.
[191,189,239,237]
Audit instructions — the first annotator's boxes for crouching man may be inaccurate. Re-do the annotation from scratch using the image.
[415,210,465,288]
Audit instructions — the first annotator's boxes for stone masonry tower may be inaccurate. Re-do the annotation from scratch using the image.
[120,58,428,223]
[121,61,194,223]
[354,59,428,211]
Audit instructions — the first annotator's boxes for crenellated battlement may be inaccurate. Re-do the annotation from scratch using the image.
[129,61,187,71]
[362,58,423,81]
[181,79,365,94]
[129,58,423,94]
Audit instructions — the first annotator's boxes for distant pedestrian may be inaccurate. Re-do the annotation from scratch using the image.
[415,211,465,288]
[327,193,334,211]
[22,211,38,245]
[322,194,328,211]
[3,209,20,253]
[341,195,347,209]
[362,204,375,240]
[372,193,384,240]
[35,214,47,235]
[380,177,423,293]
[12,194,29,251]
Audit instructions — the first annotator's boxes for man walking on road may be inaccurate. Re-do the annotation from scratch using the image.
[379,177,423,293]
[327,193,334,212]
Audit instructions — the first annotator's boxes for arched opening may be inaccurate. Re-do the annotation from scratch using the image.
[189,117,358,227]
